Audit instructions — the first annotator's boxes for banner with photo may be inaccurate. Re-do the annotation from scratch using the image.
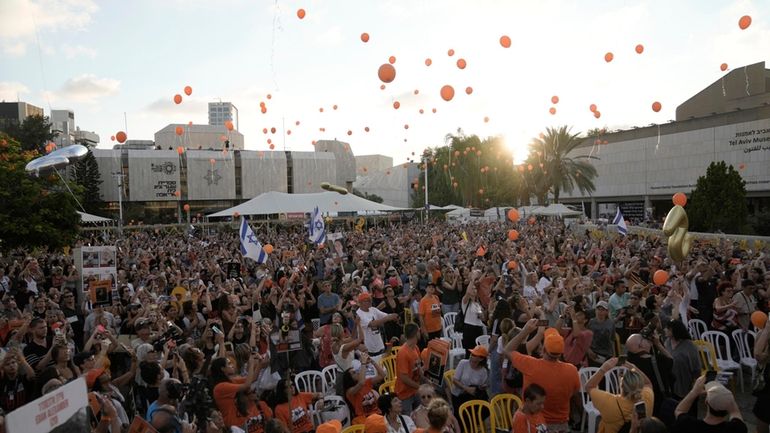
[6,378,89,433]
[424,339,450,386]
[74,246,117,307]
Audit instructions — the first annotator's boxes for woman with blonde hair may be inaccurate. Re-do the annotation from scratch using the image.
[584,357,654,433]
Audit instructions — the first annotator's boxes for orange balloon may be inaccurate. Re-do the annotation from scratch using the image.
[652,101,662,112]
[332,104,338,110]
[593,111,601,119]
[287,130,292,135]
[174,94,183,104]
[507,261,518,270]
[549,107,556,115]
[360,32,369,43]
[720,63,728,71]
[589,104,597,112]
[264,244,274,254]
[751,311,767,329]
[378,63,396,83]
[432,108,437,113]
[672,192,687,207]
[184,86,192,96]
[233,211,240,218]
[260,106,267,114]
[270,127,276,134]
[484,116,489,123]
[174,191,180,197]
[507,230,519,241]
[635,44,644,54]
[447,49,455,56]
[739,163,746,170]
[440,85,455,101]
[116,131,127,143]
[500,35,511,48]
[404,124,409,129]
[456,58,466,69]
[296,8,306,19]
[267,139,272,144]
[110,135,115,141]
[653,270,669,285]
[175,126,184,136]
[364,126,370,132]
[604,52,614,63]
[425,58,432,66]
[465,87,473,95]
[183,204,190,212]
[551,95,559,104]
[225,120,234,130]
[507,209,520,222]
[388,56,396,64]
[269,143,275,150]
[393,101,401,109]
[739,15,752,30]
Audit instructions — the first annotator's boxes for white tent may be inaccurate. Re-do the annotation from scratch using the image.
[484,207,511,221]
[517,206,543,218]
[77,211,113,223]
[531,203,583,217]
[207,191,408,218]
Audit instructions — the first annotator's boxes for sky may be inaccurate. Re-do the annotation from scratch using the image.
[1,0,769,165]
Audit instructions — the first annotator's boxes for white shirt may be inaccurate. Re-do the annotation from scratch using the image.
[688,274,700,301]
[386,415,417,433]
[461,299,485,327]
[357,307,388,354]
[536,276,552,293]
[522,285,544,300]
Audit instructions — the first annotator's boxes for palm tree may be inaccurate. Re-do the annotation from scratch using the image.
[528,126,598,203]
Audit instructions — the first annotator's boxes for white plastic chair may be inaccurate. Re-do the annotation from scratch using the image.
[317,395,351,427]
[604,366,628,395]
[702,330,744,392]
[732,329,757,389]
[475,335,490,348]
[688,319,708,340]
[442,312,458,337]
[295,370,325,394]
[322,365,342,395]
[448,331,465,369]
[578,367,601,433]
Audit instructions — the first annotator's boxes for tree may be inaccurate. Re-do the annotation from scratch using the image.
[0,133,80,251]
[352,188,383,203]
[72,149,103,213]
[526,126,598,203]
[0,115,57,153]
[688,161,748,233]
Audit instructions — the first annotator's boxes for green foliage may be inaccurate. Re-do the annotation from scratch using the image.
[0,115,57,153]
[748,210,770,236]
[688,161,748,233]
[0,133,80,252]
[72,149,103,213]
[352,188,383,203]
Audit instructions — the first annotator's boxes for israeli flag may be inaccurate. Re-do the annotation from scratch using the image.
[308,206,327,244]
[240,217,267,263]
[613,208,628,236]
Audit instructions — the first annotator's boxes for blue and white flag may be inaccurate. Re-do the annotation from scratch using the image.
[239,217,268,263]
[308,206,326,244]
[613,208,628,236]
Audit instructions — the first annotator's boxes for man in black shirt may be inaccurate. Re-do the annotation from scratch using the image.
[0,348,36,413]
[672,376,747,433]
[23,317,53,371]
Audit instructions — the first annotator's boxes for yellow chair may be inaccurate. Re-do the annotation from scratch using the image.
[390,345,401,357]
[341,425,365,433]
[694,340,720,374]
[379,355,397,382]
[490,393,522,432]
[379,379,395,395]
[614,333,622,357]
[458,400,495,433]
[443,369,455,392]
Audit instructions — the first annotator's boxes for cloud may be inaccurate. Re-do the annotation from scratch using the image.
[0,0,98,54]
[61,43,96,59]
[145,97,208,118]
[50,74,120,103]
[0,81,30,101]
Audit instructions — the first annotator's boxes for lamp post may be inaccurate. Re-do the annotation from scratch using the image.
[423,154,429,222]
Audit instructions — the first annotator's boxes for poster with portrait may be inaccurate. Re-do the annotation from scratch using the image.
[74,246,118,307]
[424,338,450,386]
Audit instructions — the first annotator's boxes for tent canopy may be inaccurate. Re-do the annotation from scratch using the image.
[531,203,583,217]
[77,211,113,223]
[207,191,408,218]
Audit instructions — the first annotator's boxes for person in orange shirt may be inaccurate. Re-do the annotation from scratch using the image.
[395,323,423,415]
[343,352,386,424]
[512,383,547,433]
[504,319,580,432]
[210,353,269,428]
[418,283,443,342]
[273,378,323,433]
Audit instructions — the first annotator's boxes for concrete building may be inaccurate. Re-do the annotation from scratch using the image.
[0,101,44,129]
[354,162,420,208]
[355,154,393,174]
[154,124,244,151]
[51,109,75,146]
[73,127,99,146]
[314,140,357,191]
[208,102,239,129]
[113,140,155,150]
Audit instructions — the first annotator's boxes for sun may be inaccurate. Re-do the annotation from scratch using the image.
[501,130,533,164]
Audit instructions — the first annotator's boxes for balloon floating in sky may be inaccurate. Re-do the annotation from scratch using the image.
[465,87,473,95]
[672,192,687,206]
[635,44,644,54]
[593,111,601,119]
[177,146,184,155]
[456,58,467,69]
[25,144,87,176]
[604,52,614,63]
[360,33,369,43]
[500,35,511,48]
[720,63,728,71]
[549,107,556,115]
[393,101,401,109]
[589,104,597,112]
[440,85,455,101]
[739,15,752,30]
[551,95,559,104]
[425,58,432,66]
[174,94,182,104]
[297,8,306,19]
[388,56,396,64]
[175,126,184,136]
[378,63,396,83]
[184,86,192,96]
[116,131,127,143]
[652,101,662,112]
[447,49,455,56]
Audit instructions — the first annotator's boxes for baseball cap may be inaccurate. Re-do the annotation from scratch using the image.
[544,329,564,355]
[596,301,609,310]
[364,414,387,433]
[86,368,105,389]
[317,420,342,433]
[705,381,735,412]
[357,292,372,303]
[469,345,488,358]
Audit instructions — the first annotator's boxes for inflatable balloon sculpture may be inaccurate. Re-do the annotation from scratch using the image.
[320,182,348,195]
[662,194,694,262]
[25,144,88,177]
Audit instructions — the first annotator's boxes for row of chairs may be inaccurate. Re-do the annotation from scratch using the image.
[687,320,757,392]
[339,395,523,433]
[578,366,629,433]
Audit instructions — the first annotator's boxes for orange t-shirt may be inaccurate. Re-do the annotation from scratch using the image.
[512,409,546,433]
[213,377,248,427]
[395,344,422,400]
[274,392,315,433]
[511,351,580,424]
[347,378,381,421]
[240,401,274,433]
[419,295,443,333]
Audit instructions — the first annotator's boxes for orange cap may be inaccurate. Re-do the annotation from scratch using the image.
[317,420,342,433]
[364,414,388,433]
[358,292,372,303]
[469,345,488,358]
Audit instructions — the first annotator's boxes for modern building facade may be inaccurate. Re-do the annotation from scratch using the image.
[155,124,244,151]
[208,102,239,129]
[0,101,44,129]
[355,154,394,174]
[51,109,75,146]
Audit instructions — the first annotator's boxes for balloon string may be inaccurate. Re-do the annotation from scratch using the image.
[655,125,661,154]
[54,168,86,212]
[721,78,726,97]
[744,65,750,96]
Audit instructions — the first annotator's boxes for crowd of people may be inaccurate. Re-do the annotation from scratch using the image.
[0,217,767,433]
